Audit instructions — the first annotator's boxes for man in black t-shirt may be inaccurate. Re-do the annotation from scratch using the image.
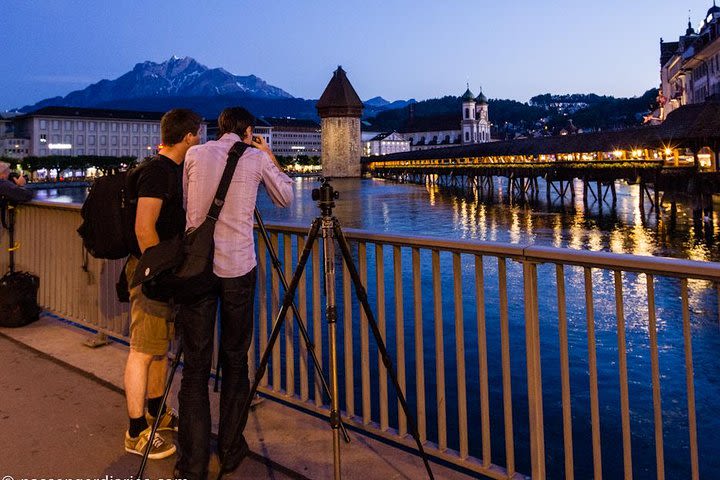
[123,109,202,460]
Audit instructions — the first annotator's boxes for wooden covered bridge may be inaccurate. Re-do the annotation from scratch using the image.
[364,102,720,213]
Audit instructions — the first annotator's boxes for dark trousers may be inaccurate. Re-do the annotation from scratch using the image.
[175,268,257,480]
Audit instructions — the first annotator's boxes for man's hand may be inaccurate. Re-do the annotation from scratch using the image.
[252,135,285,171]
[251,135,272,154]
[13,175,26,187]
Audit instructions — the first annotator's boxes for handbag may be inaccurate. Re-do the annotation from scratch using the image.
[130,141,250,302]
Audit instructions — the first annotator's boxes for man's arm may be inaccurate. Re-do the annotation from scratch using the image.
[135,197,163,253]
[252,137,293,207]
[0,179,33,203]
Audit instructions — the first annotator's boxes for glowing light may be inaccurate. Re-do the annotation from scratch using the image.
[48,143,72,150]
[664,148,672,155]
[613,150,624,158]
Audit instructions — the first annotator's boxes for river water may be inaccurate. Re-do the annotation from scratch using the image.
[33,178,720,479]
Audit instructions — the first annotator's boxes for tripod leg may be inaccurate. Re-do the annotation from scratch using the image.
[333,220,435,480]
[236,217,321,435]
[321,216,342,479]
[136,345,183,479]
[254,209,350,443]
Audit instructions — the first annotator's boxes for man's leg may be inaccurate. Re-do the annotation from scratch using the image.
[124,349,154,425]
[217,268,257,469]
[175,291,219,480]
[123,256,175,459]
[147,357,169,398]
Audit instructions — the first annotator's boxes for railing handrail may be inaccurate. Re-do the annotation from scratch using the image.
[24,201,720,281]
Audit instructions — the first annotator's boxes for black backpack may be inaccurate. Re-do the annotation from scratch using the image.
[0,272,40,328]
[77,170,138,259]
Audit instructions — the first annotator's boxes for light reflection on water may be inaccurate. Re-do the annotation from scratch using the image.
[33,177,720,478]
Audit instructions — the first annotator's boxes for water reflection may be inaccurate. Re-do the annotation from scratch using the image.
[33,177,720,261]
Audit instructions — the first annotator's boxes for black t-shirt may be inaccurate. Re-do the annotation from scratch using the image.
[127,155,185,256]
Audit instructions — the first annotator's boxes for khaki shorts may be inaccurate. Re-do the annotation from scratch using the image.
[125,255,173,356]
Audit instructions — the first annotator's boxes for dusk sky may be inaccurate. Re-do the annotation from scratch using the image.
[0,0,712,110]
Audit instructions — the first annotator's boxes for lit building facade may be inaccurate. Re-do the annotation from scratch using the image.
[265,117,321,158]
[363,131,410,156]
[12,107,207,159]
[661,3,720,117]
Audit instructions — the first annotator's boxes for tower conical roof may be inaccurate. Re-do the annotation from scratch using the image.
[475,89,488,105]
[316,66,363,118]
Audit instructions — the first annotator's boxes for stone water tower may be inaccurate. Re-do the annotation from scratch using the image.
[316,66,363,177]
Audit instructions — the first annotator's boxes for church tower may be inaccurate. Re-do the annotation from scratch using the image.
[461,86,477,144]
[475,89,490,143]
[316,66,364,177]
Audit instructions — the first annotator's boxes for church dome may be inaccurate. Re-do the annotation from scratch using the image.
[708,1,720,17]
[461,88,475,102]
[475,90,488,105]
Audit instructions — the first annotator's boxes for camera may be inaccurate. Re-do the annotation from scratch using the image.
[8,171,19,181]
[312,178,339,216]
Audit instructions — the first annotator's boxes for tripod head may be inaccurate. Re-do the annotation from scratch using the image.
[311,178,340,217]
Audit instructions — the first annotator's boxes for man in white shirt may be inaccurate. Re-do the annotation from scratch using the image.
[175,107,293,479]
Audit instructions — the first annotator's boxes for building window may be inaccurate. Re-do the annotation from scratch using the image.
[122,123,128,132]
[132,124,138,133]
[465,108,469,119]
[64,121,72,130]
[89,122,96,132]
[77,148,84,155]
[100,136,107,146]
[100,123,107,132]
[132,137,138,146]
[39,120,47,130]
[88,136,95,145]
[111,136,118,146]
[152,124,159,133]
[52,120,60,130]
[465,132,470,141]
[64,134,72,143]
[111,148,118,156]
[52,134,60,143]
[142,124,148,133]
[122,136,129,146]
[40,133,47,143]
[77,121,85,130]
[77,135,84,145]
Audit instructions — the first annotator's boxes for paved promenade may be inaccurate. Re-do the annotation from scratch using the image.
[0,316,474,480]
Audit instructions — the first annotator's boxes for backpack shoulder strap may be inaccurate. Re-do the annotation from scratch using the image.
[206,142,250,221]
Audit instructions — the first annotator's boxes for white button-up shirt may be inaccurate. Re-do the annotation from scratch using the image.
[183,133,294,278]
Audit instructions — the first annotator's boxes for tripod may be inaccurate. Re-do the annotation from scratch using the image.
[238,179,434,479]
[136,203,350,478]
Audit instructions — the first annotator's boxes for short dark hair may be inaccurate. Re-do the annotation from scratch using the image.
[161,108,202,146]
[218,107,255,138]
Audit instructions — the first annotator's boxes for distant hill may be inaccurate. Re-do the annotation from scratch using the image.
[20,56,294,113]
[365,90,658,135]
[18,56,414,120]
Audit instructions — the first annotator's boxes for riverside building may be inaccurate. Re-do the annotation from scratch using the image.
[403,86,491,151]
[11,106,207,159]
[660,2,720,117]
[264,117,321,158]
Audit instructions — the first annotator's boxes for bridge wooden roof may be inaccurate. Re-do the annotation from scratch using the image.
[369,102,720,162]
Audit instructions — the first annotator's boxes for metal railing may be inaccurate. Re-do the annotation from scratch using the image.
[8,201,719,479]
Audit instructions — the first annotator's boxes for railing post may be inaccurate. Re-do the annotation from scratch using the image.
[523,260,546,479]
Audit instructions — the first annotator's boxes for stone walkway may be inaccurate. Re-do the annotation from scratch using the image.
[0,334,296,479]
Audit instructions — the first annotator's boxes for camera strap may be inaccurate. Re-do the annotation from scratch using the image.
[206,142,249,221]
